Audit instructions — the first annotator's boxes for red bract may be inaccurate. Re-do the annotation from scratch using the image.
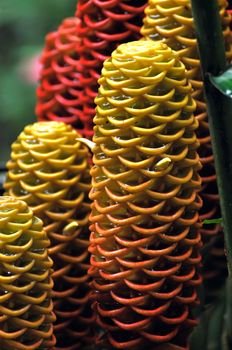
[36,18,93,137]
[36,1,147,138]
[76,0,147,130]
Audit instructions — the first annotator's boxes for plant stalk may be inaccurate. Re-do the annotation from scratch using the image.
[191,0,232,274]
[190,0,232,342]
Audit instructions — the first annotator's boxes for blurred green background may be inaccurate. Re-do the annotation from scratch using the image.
[0,0,76,165]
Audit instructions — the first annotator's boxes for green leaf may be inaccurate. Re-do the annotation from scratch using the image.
[190,305,211,349]
[203,218,223,225]
[207,290,226,350]
[209,66,232,97]
[190,286,227,350]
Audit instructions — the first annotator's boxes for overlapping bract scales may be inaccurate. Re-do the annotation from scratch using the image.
[4,122,93,350]
[36,18,91,137]
[89,40,202,350]
[75,0,147,130]
[0,196,55,350]
[36,0,146,138]
[141,0,232,293]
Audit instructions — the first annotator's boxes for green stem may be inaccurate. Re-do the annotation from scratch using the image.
[190,0,232,274]
[190,0,226,74]
[191,0,232,343]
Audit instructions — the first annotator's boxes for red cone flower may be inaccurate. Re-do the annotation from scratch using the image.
[36,18,93,137]
[36,1,147,138]
[75,0,147,129]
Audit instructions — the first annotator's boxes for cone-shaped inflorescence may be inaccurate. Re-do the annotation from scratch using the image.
[35,18,92,138]
[0,196,55,350]
[4,122,93,350]
[141,0,232,297]
[36,1,147,139]
[89,40,202,350]
[75,0,147,132]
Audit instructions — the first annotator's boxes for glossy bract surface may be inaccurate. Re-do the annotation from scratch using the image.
[89,40,202,349]
[141,0,232,296]
[36,1,147,138]
[4,121,92,350]
[75,0,147,134]
[0,196,55,349]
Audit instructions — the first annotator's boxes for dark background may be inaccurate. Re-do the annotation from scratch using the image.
[0,0,76,164]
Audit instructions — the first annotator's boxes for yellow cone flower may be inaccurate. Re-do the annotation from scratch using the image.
[0,196,55,349]
[89,40,202,350]
[4,122,93,349]
[141,0,231,296]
